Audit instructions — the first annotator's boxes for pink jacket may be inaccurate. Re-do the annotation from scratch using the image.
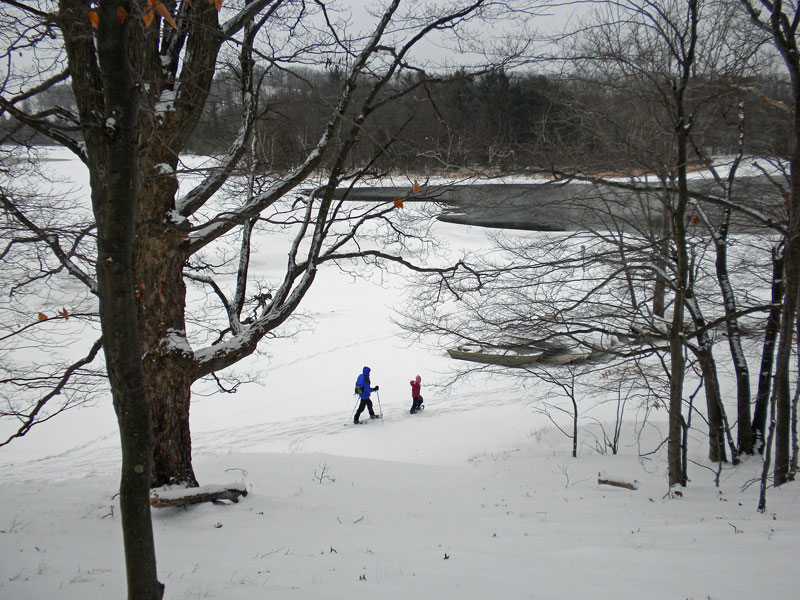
[410,375,422,398]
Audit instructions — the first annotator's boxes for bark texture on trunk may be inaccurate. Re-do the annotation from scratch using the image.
[134,158,197,487]
[59,0,164,596]
[127,1,223,488]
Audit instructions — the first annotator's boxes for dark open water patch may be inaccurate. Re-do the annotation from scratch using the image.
[338,176,782,233]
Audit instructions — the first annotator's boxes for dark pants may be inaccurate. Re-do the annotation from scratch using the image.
[354,397,375,422]
[411,396,423,412]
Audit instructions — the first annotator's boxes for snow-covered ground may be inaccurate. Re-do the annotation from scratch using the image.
[1,149,798,599]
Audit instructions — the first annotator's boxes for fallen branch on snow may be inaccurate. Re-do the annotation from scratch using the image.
[597,476,638,490]
[150,483,248,508]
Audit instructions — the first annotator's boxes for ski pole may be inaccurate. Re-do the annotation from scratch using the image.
[376,389,383,421]
[350,396,360,421]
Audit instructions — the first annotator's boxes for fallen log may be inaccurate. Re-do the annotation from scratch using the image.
[150,483,248,508]
[597,477,638,490]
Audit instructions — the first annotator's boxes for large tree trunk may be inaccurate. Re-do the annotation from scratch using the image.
[134,152,198,488]
[60,0,164,596]
[129,1,223,488]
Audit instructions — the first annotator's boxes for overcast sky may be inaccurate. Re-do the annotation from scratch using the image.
[320,0,586,68]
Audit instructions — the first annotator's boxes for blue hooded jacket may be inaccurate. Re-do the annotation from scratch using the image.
[355,366,375,399]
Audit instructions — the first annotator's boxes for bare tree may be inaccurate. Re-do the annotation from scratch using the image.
[3,0,164,595]
[1,1,540,596]
[529,364,584,458]
[549,0,786,480]
[739,0,800,497]
[399,0,785,493]
[1,0,537,486]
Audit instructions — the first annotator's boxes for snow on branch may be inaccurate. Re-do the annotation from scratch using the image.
[0,94,87,163]
[150,483,249,508]
[176,83,259,217]
[185,0,410,253]
[158,328,194,360]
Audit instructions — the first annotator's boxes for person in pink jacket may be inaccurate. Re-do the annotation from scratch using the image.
[410,375,424,414]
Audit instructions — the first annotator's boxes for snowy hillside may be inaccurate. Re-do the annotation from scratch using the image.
[2,413,798,599]
[0,149,798,599]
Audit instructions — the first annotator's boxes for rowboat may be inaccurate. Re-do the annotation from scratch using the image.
[446,346,543,367]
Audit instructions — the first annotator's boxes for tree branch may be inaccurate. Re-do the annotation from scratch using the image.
[0,191,98,294]
[0,337,103,447]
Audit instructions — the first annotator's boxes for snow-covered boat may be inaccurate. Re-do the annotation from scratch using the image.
[446,346,543,367]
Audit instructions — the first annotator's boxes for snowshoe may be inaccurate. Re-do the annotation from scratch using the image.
[370,414,382,419]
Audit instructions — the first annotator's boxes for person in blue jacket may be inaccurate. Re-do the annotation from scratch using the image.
[353,366,380,424]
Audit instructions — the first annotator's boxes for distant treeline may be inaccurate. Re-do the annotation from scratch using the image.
[2,66,790,173]
[185,66,575,172]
